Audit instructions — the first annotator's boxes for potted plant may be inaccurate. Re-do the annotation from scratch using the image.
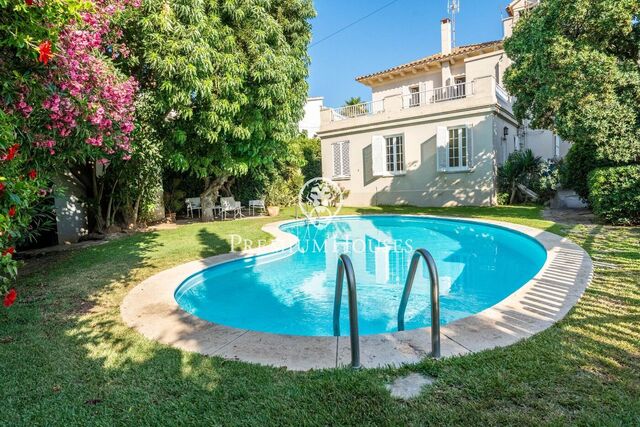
[264,178,288,217]
[162,188,185,222]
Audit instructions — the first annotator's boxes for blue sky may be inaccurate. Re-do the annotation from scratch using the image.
[308,0,510,107]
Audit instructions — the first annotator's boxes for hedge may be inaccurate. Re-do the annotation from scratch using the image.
[588,165,640,225]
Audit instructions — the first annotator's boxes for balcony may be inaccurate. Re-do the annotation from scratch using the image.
[320,76,510,133]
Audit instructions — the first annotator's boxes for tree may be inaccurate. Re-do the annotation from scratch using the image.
[344,96,363,106]
[504,0,640,199]
[122,0,315,219]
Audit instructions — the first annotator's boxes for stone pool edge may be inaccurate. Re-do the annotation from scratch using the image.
[120,215,593,371]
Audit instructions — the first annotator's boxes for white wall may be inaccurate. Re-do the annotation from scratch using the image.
[299,97,324,137]
[321,112,498,207]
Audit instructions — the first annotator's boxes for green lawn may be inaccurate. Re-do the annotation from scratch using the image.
[2,206,639,425]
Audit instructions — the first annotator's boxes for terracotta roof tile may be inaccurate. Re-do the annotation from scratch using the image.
[356,40,503,82]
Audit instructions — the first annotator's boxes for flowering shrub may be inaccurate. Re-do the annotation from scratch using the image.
[0,0,139,308]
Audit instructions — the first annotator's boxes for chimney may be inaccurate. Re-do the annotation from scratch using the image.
[441,18,452,55]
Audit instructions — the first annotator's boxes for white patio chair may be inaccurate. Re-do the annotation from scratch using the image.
[185,197,202,218]
[248,199,266,216]
[220,197,241,220]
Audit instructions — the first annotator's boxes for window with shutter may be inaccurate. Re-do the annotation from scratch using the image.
[438,125,474,172]
[385,135,405,174]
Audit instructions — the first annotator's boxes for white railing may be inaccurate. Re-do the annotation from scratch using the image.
[330,100,384,121]
[401,82,473,109]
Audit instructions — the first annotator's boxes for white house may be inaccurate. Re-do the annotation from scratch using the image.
[317,0,569,207]
[299,96,324,137]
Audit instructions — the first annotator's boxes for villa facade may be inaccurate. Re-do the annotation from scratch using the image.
[318,0,569,207]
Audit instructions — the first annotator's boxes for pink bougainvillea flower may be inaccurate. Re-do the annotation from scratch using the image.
[0,182,5,192]
[2,247,14,257]
[1,144,20,161]
[38,40,53,65]
[8,206,16,217]
[28,169,37,180]
[3,289,17,308]
[25,0,33,5]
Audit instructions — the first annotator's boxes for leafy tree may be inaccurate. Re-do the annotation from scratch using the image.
[122,0,315,219]
[504,0,640,199]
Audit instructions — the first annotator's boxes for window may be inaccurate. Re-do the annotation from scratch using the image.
[409,86,420,107]
[385,135,405,174]
[554,135,561,158]
[448,127,468,169]
[437,125,473,172]
[332,141,350,178]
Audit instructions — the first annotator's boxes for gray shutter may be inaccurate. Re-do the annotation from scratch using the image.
[341,142,350,177]
[436,126,448,172]
[332,143,341,177]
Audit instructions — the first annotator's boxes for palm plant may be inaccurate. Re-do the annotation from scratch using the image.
[342,96,367,117]
[500,149,542,203]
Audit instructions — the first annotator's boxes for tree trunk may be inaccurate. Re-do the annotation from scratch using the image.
[509,181,518,204]
[92,163,106,232]
[201,176,228,220]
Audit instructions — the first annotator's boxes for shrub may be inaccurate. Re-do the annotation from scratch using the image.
[496,193,511,206]
[588,165,640,225]
[561,140,600,201]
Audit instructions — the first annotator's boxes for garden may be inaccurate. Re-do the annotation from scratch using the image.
[1,0,639,424]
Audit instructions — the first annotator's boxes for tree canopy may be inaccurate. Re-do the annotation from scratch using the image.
[122,0,315,215]
[504,0,640,197]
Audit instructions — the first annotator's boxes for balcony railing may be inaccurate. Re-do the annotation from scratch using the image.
[402,82,473,109]
[323,77,503,124]
[330,100,384,121]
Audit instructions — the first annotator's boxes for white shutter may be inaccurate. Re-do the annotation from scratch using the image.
[514,135,520,151]
[466,124,474,169]
[436,126,448,172]
[419,82,427,106]
[401,86,410,109]
[332,143,341,177]
[341,142,350,177]
[372,135,386,176]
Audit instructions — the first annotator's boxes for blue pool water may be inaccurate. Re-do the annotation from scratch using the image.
[175,216,547,336]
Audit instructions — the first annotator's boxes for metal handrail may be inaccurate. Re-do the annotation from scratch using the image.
[397,248,441,358]
[333,254,361,369]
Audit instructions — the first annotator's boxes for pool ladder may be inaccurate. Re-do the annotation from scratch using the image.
[333,249,441,369]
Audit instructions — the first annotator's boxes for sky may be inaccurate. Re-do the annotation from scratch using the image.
[308,0,511,107]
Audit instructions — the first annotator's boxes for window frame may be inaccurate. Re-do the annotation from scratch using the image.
[446,126,469,172]
[384,134,406,175]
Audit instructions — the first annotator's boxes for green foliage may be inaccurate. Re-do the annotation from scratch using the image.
[560,140,601,200]
[299,135,321,181]
[588,165,640,225]
[498,149,548,203]
[497,192,511,206]
[343,97,363,106]
[504,0,640,197]
[122,0,315,184]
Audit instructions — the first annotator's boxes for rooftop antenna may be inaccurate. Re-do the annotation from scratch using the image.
[448,0,460,47]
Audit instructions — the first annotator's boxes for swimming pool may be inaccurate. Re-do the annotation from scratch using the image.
[174,216,547,337]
